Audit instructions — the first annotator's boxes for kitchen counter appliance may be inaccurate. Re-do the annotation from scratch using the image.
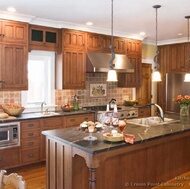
[0,122,20,148]
[82,105,138,122]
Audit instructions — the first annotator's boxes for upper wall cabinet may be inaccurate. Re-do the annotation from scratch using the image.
[56,29,86,89]
[0,20,28,90]
[126,39,142,56]
[29,25,60,52]
[0,19,28,44]
[114,37,126,54]
[86,33,111,53]
[62,29,86,50]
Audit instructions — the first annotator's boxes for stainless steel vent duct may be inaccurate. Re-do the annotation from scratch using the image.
[86,52,134,73]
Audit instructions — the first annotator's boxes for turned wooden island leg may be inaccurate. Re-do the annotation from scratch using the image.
[89,168,96,189]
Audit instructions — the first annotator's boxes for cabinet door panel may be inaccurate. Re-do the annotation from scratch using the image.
[1,21,28,44]
[118,56,142,87]
[63,29,85,50]
[63,50,86,89]
[0,44,28,90]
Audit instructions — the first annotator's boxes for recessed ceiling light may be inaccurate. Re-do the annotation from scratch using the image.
[139,32,145,36]
[86,22,93,26]
[7,7,16,12]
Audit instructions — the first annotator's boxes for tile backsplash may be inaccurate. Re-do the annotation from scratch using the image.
[55,73,134,107]
[0,73,134,108]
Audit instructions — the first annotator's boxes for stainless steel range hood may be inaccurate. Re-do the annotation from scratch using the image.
[86,52,134,73]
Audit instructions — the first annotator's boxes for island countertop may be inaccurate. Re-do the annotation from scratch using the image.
[42,114,190,189]
[42,114,190,154]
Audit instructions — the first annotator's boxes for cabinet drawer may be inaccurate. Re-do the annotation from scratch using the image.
[21,139,40,149]
[21,148,40,164]
[63,113,95,127]
[21,129,41,139]
[42,117,62,129]
[0,147,20,169]
[21,120,40,130]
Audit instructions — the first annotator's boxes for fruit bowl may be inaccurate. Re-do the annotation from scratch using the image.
[2,104,25,116]
[61,105,73,112]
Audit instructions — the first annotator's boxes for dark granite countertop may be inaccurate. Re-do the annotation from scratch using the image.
[0,109,94,123]
[42,114,190,155]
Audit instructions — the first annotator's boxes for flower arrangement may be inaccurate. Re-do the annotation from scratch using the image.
[173,95,190,105]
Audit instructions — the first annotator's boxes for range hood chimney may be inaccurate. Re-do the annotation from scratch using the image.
[86,52,134,73]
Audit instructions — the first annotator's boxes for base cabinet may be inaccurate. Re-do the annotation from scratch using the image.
[20,120,41,164]
[0,147,20,169]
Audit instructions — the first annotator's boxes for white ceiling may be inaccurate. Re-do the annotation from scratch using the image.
[1,0,190,44]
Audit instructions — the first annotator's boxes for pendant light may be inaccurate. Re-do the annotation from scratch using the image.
[107,0,118,82]
[152,5,162,82]
[184,16,190,82]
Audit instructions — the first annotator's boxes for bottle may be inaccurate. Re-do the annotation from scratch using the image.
[73,95,79,111]
[112,104,119,127]
[104,104,111,126]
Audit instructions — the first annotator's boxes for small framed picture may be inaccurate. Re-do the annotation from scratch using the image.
[90,83,107,97]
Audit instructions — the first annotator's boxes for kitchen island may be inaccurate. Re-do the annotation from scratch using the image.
[42,114,190,189]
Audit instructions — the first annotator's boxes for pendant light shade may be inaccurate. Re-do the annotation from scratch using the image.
[152,5,162,82]
[184,16,190,82]
[152,71,161,82]
[184,73,190,82]
[106,0,118,82]
[107,69,118,82]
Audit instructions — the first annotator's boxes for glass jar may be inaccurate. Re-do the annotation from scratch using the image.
[180,104,189,116]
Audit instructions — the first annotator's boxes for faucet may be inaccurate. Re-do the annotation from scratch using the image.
[41,102,46,113]
[146,103,164,122]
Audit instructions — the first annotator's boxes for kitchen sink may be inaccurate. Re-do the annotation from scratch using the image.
[127,116,179,127]
[34,112,60,117]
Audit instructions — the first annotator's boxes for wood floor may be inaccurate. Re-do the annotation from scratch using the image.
[4,162,46,189]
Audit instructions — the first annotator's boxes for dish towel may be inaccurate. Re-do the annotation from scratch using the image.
[124,134,135,144]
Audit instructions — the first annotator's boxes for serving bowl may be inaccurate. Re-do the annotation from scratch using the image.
[2,104,25,116]
[61,106,74,112]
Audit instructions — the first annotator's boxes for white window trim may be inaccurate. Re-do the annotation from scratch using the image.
[21,50,56,113]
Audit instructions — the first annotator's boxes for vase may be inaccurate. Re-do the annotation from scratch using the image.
[180,104,189,116]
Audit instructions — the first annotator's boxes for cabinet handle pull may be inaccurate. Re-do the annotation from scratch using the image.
[70,119,75,122]
[0,80,5,83]
[0,157,3,161]
[28,154,34,158]
[28,133,34,137]
[84,118,88,121]
[28,142,34,146]
[28,124,34,127]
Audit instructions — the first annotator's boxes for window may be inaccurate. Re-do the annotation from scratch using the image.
[22,51,55,112]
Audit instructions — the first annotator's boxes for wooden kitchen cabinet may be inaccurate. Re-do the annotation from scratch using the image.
[0,147,20,169]
[114,37,126,54]
[62,29,86,50]
[63,113,95,127]
[126,39,142,56]
[56,29,86,89]
[0,19,28,44]
[0,44,28,90]
[56,50,86,89]
[20,120,41,164]
[86,33,111,52]
[0,19,28,90]
[41,117,63,160]
[86,32,101,51]
[29,25,60,52]
[167,43,187,72]
[117,55,142,87]
[138,107,151,118]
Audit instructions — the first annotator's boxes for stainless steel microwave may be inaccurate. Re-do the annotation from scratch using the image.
[0,122,20,148]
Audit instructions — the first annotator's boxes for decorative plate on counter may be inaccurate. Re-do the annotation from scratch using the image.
[103,133,124,142]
